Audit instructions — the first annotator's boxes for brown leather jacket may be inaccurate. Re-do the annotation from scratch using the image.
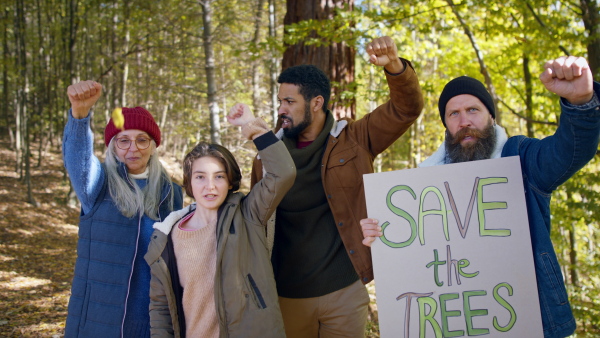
[251,60,423,284]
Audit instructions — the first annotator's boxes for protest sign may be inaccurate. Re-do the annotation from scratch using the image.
[364,156,543,337]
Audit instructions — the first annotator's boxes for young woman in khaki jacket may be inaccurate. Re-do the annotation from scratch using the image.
[145,103,295,337]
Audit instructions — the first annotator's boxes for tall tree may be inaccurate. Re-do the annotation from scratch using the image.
[200,0,221,144]
[121,0,131,107]
[251,0,266,114]
[445,0,501,124]
[64,0,81,208]
[1,7,14,147]
[14,0,35,206]
[268,0,279,126]
[580,0,600,77]
[282,0,355,119]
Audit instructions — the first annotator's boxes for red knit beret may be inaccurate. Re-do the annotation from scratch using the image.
[104,106,161,147]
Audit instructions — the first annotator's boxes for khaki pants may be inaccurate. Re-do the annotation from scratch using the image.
[278,280,370,338]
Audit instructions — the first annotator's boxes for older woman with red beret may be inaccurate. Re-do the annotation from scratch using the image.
[62,80,183,338]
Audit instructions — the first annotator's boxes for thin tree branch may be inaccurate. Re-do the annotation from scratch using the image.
[497,98,558,126]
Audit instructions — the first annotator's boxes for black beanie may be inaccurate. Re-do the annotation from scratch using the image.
[438,76,495,127]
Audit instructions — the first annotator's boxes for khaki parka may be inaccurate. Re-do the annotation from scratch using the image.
[145,134,295,337]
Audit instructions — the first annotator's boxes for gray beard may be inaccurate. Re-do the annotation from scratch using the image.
[445,124,496,164]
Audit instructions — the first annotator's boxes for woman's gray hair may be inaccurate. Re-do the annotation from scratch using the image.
[105,138,174,220]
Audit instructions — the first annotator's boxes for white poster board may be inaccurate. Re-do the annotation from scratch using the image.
[364,156,543,338]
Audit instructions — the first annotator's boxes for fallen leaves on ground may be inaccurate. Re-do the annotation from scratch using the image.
[0,143,78,337]
[0,141,382,337]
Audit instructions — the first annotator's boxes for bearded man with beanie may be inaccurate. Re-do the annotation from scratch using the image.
[63,80,183,337]
[361,55,600,338]
[250,36,424,337]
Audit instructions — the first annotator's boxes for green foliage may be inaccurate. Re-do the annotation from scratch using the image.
[350,0,600,334]
[283,3,360,46]
[551,158,600,334]
[2,0,599,334]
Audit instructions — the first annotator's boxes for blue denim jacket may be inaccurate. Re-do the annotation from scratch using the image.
[501,82,600,338]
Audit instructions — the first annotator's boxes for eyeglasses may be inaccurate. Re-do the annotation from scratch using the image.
[115,137,152,150]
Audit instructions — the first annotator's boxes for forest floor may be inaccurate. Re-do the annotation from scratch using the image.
[0,141,380,337]
[0,141,78,337]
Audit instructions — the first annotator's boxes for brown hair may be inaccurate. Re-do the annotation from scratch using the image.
[182,142,241,199]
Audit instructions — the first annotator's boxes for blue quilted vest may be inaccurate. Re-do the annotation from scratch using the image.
[65,169,182,338]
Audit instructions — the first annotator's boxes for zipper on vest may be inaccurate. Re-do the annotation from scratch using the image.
[120,212,143,337]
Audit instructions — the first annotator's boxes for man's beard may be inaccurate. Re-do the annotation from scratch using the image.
[445,123,496,163]
[282,102,312,139]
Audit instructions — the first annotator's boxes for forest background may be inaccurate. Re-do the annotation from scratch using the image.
[1,0,599,336]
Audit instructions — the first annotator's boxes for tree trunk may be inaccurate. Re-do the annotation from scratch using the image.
[121,0,131,107]
[112,8,122,109]
[523,55,534,138]
[15,0,36,206]
[569,225,579,287]
[34,0,48,167]
[219,49,229,145]
[2,7,14,148]
[65,0,80,208]
[446,0,500,125]
[252,0,266,115]
[580,0,600,78]
[14,0,25,176]
[268,0,279,127]
[200,0,221,144]
[282,0,355,119]
[67,0,78,84]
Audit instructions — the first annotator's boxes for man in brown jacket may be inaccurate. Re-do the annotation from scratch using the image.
[250,36,424,337]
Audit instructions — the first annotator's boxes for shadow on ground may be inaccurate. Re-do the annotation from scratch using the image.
[0,143,79,337]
